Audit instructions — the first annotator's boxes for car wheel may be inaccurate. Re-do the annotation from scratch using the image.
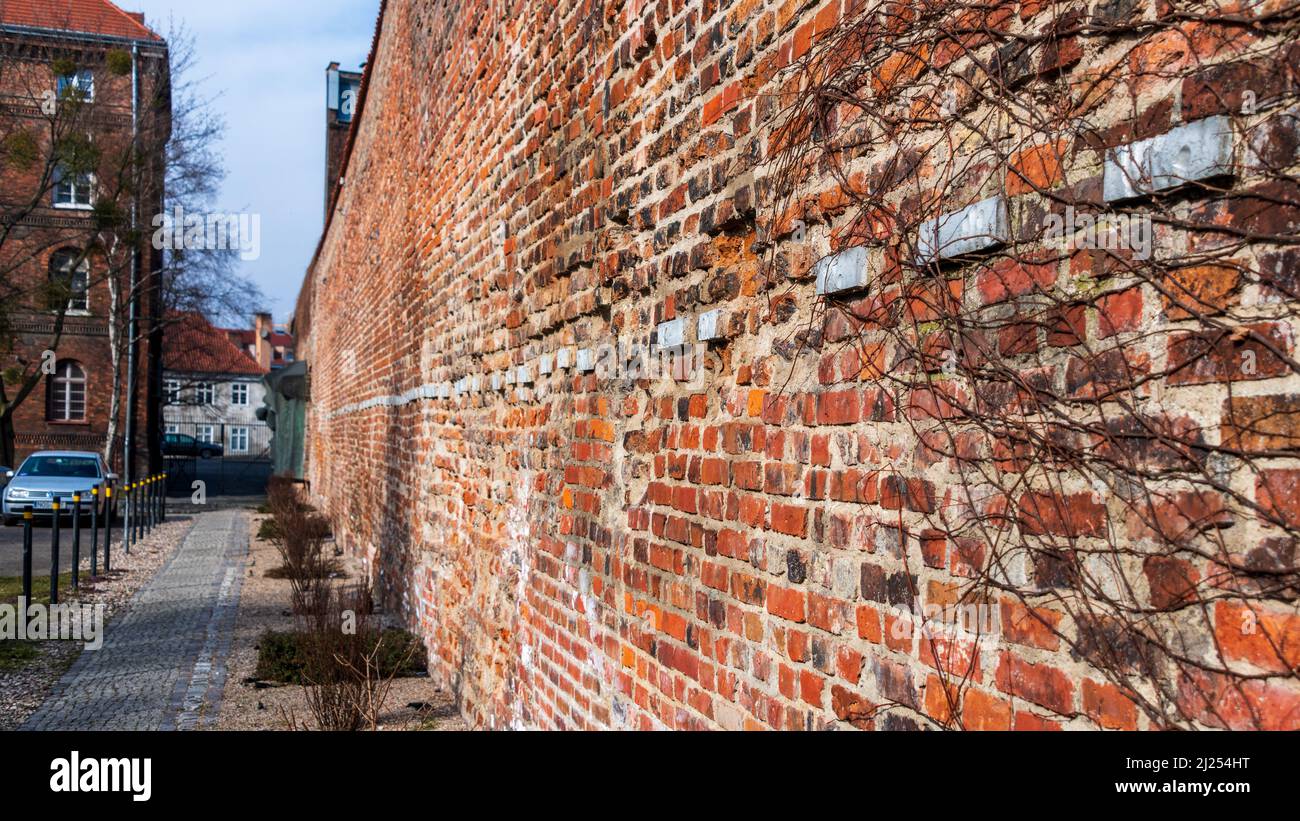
[200,448,216,459]
[3,516,15,527]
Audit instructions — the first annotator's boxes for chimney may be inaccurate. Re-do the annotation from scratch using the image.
[254,312,273,371]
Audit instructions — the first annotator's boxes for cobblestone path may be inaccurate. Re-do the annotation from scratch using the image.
[22,510,246,731]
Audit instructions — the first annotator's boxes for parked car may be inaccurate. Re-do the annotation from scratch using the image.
[3,451,117,526]
[162,433,224,459]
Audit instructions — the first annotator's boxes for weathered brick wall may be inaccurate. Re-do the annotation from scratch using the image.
[304,0,1300,729]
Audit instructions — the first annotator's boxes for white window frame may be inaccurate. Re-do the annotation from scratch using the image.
[50,361,87,422]
[231,383,249,406]
[53,164,95,210]
[228,426,249,454]
[49,249,90,313]
[164,380,181,405]
[57,68,94,102]
[196,425,216,445]
[194,382,215,406]
[164,424,179,435]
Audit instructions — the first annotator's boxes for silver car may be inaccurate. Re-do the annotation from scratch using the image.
[3,451,118,526]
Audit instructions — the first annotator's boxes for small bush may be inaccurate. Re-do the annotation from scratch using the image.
[253,630,305,684]
[253,627,426,686]
[257,517,280,542]
[106,50,133,76]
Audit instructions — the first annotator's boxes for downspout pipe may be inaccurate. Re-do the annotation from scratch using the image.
[123,43,139,487]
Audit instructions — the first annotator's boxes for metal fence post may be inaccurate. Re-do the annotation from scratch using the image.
[71,493,82,591]
[159,470,167,523]
[50,499,61,604]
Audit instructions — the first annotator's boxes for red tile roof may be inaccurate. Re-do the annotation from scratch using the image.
[164,313,267,376]
[0,0,162,42]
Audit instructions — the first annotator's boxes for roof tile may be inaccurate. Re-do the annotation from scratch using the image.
[0,0,162,42]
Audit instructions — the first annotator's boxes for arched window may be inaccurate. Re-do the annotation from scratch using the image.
[49,249,89,312]
[48,361,87,422]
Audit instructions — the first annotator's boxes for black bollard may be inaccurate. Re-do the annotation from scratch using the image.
[90,486,99,579]
[71,493,82,591]
[49,500,61,605]
[104,486,114,573]
[124,483,132,555]
[159,471,167,524]
[21,507,33,607]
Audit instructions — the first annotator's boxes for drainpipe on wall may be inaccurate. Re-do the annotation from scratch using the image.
[122,43,140,487]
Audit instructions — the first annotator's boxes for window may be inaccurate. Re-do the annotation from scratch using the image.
[56,69,94,101]
[53,164,94,209]
[48,361,87,422]
[165,380,181,405]
[196,425,216,444]
[49,249,89,312]
[194,382,215,405]
[231,383,249,406]
[165,424,179,435]
[229,426,249,454]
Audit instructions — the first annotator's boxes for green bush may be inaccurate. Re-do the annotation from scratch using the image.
[254,628,426,685]
[106,50,133,76]
[253,630,304,683]
[257,517,281,542]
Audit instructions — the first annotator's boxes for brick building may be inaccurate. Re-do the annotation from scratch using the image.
[225,312,295,372]
[0,0,168,476]
[297,0,1300,730]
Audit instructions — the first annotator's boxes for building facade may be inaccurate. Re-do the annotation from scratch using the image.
[162,312,268,458]
[299,0,1300,731]
[0,1,168,476]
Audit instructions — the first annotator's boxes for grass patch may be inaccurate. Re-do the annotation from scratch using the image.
[254,628,426,685]
[0,640,40,672]
[0,571,89,606]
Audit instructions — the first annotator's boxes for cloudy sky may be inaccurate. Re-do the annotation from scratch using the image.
[129,0,380,324]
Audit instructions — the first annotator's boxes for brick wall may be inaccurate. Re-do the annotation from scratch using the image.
[303,0,1300,729]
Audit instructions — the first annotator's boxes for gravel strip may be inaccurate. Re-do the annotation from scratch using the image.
[0,515,195,731]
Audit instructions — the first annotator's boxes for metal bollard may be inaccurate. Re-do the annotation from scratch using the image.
[148,476,156,533]
[21,507,33,606]
[124,482,132,555]
[159,471,167,523]
[104,486,114,573]
[90,486,99,579]
[71,493,82,591]
[50,499,61,604]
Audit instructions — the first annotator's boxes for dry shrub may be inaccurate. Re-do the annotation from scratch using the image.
[265,478,337,613]
[298,582,421,731]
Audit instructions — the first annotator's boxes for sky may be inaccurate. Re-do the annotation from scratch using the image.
[128,0,380,325]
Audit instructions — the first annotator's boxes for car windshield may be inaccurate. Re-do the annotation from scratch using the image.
[17,456,100,479]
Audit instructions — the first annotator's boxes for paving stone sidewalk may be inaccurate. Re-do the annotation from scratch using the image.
[22,510,247,731]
